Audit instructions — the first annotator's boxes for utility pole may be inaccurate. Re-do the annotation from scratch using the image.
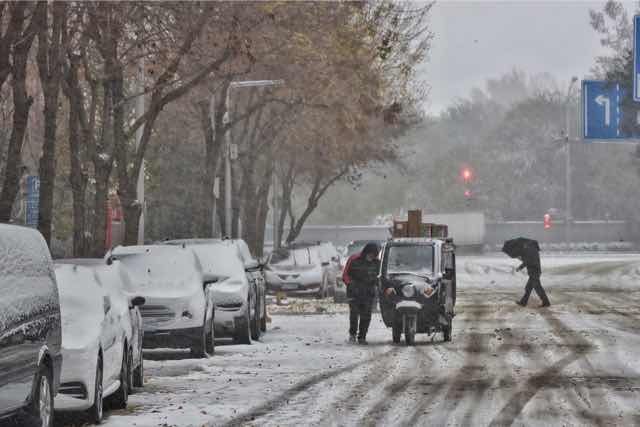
[136,58,145,245]
[208,94,217,237]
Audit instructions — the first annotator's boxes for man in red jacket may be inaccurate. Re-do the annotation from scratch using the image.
[342,242,380,344]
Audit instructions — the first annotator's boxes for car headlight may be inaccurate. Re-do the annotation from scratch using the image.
[423,286,435,298]
[402,285,416,298]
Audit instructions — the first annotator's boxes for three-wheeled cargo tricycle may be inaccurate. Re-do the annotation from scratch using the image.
[378,237,457,345]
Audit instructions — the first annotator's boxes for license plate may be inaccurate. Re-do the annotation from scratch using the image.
[282,283,299,290]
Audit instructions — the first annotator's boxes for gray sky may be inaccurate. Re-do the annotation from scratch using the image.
[422,1,633,114]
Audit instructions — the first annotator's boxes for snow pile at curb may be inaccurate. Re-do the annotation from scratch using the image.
[268,297,349,315]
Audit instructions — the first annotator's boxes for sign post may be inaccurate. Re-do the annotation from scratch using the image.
[25,175,39,228]
[634,15,640,101]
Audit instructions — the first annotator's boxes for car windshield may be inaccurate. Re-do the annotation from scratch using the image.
[386,245,434,275]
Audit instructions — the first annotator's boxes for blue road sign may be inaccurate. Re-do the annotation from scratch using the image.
[634,15,640,101]
[582,80,627,140]
[26,175,39,228]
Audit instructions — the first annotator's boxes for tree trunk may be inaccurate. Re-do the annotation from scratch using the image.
[65,59,88,257]
[285,168,348,244]
[0,31,36,221]
[36,2,66,246]
[254,167,273,257]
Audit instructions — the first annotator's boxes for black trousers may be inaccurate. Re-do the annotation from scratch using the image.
[521,274,550,305]
[349,300,373,339]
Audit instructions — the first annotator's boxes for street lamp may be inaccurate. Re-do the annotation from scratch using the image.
[209,79,284,239]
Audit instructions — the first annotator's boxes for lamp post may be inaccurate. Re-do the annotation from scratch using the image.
[210,79,284,239]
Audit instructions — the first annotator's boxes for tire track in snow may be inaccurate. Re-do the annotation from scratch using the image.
[488,309,595,426]
[219,346,400,427]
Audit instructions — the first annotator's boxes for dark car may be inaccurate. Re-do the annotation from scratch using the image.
[0,224,63,427]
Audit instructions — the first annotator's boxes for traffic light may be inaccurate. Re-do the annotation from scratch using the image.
[544,213,552,229]
[464,189,472,198]
[461,167,473,183]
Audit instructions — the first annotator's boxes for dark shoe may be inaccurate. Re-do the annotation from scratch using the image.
[357,337,368,345]
[540,302,551,308]
[348,334,356,344]
[516,300,526,307]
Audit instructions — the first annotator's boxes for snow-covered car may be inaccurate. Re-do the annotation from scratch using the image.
[54,263,138,423]
[56,258,146,391]
[0,224,62,427]
[264,246,331,298]
[163,238,266,335]
[106,245,215,358]
[181,241,264,344]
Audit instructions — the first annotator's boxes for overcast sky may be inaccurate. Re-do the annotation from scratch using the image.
[422,1,636,114]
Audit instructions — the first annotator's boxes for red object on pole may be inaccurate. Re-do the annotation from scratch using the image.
[544,213,552,229]
[462,167,472,183]
[464,189,472,198]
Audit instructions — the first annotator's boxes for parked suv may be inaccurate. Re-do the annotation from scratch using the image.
[0,224,63,427]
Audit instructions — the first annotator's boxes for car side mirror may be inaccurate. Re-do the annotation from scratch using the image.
[130,296,146,308]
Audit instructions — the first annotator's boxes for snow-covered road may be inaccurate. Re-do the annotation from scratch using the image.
[64,254,640,427]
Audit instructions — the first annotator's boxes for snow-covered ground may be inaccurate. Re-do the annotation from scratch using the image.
[55,253,640,427]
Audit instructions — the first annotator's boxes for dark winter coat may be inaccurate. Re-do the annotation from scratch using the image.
[343,253,379,302]
[518,248,541,278]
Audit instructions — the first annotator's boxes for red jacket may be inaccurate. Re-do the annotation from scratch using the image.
[342,254,360,285]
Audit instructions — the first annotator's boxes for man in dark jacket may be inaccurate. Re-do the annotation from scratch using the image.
[342,242,380,344]
[515,245,550,307]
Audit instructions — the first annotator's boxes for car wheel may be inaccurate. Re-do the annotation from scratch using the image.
[235,303,252,345]
[443,319,452,342]
[109,349,129,409]
[87,357,103,424]
[260,296,267,333]
[205,311,215,356]
[250,291,261,341]
[133,350,144,388]
[24,363,54,427]
[127,348,134,394]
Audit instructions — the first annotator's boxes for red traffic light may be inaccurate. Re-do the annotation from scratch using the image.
[464,189,472,198]
[543,213,552,229]
[462,168,472,182]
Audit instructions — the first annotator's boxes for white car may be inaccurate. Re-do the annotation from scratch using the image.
[182,241,262,344]
[163,238,267,336]
[54,264,140,423]
[264,246,330,298]
[56,259,146,391]
[107,245,215,358]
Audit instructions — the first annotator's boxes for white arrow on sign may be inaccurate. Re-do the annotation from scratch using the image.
[595,94,611,126]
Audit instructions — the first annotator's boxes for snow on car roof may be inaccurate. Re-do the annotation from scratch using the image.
[186,241,245,281]
[54,264,104,349]
[0,224,57,333]
[108,245,203,295]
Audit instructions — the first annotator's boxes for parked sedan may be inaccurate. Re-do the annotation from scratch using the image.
[264,247,330,298]
[180,241,262,344]
[0,224,62,427]
[56,258,146,391]
[54,264,136,423]
[106,245,215,358]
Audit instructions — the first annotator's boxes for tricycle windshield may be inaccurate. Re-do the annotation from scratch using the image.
[386,244,434,275]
